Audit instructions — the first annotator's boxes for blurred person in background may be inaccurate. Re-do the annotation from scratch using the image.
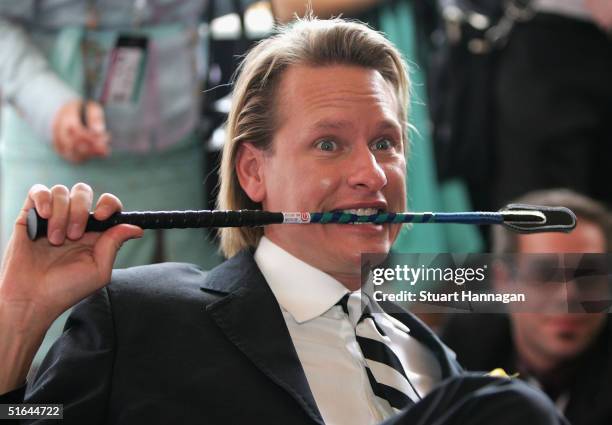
[494,0,612,207]
[0,0,238,373]
[442,189,612,425]
[0,0,223,270]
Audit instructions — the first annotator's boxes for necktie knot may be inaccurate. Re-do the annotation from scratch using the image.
[336,293,385,335]
[336,293,350,316]
[336,292,370,319]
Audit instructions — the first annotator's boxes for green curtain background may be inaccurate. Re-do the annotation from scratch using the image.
[379,1,483,253]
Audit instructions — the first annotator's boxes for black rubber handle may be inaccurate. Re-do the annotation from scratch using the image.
[26,209,285,240]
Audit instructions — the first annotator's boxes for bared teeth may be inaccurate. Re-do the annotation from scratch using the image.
[335,208,387,224]
[341,208,379,215]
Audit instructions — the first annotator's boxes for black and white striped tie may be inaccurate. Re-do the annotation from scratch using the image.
[337,293,418,411]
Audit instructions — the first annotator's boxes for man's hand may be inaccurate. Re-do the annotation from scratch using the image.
[585,0,612,32]
[52,100,111,163]
[0,183,142,394]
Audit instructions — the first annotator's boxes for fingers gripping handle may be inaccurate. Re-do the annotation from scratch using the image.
[26,209,285,240]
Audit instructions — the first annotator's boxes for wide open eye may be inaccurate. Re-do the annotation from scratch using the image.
[315,139,338,152]
[371,138,396,151]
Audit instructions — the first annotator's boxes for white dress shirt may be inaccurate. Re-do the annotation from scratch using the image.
[254,237,441,425]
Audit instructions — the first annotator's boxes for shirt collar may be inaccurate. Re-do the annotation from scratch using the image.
[254,236,348,324]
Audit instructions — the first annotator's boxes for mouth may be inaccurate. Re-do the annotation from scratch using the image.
[330,207,387,224]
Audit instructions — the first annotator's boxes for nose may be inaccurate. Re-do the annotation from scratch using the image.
[346,144,388,191]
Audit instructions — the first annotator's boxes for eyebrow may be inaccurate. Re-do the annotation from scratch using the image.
[312,119,401,133]
[312,119,354,131]
[375,121,402,134]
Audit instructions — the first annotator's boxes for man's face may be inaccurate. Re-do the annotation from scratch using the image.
[510,219,607,363]
[257,65,406,285]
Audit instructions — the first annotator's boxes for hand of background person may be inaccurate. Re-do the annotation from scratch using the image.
[0,183,142,394]
[52,100,111,163]
[584,0,612,32]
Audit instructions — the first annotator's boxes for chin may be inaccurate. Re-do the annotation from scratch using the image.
[544,330,593,358]
[548,341,588,361]
[350,240,391,256]
[339,249,367,265]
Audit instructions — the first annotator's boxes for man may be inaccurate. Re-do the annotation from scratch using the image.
[442,189,612,425]
[0,17,564,425]
[0,1,222,270]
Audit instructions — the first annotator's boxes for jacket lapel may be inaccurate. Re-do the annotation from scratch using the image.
[202,251,324,425]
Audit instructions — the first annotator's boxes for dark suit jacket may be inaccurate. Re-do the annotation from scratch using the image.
[4,251,461,424]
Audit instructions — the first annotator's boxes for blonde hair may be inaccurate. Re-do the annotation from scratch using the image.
[218,16,410,258]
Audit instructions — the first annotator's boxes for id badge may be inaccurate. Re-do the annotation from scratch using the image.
[101,34,149,104]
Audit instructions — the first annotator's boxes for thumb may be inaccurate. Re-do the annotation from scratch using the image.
[93,224,144,275]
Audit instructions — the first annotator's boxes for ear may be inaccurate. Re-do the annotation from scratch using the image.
[235,142,266,203]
